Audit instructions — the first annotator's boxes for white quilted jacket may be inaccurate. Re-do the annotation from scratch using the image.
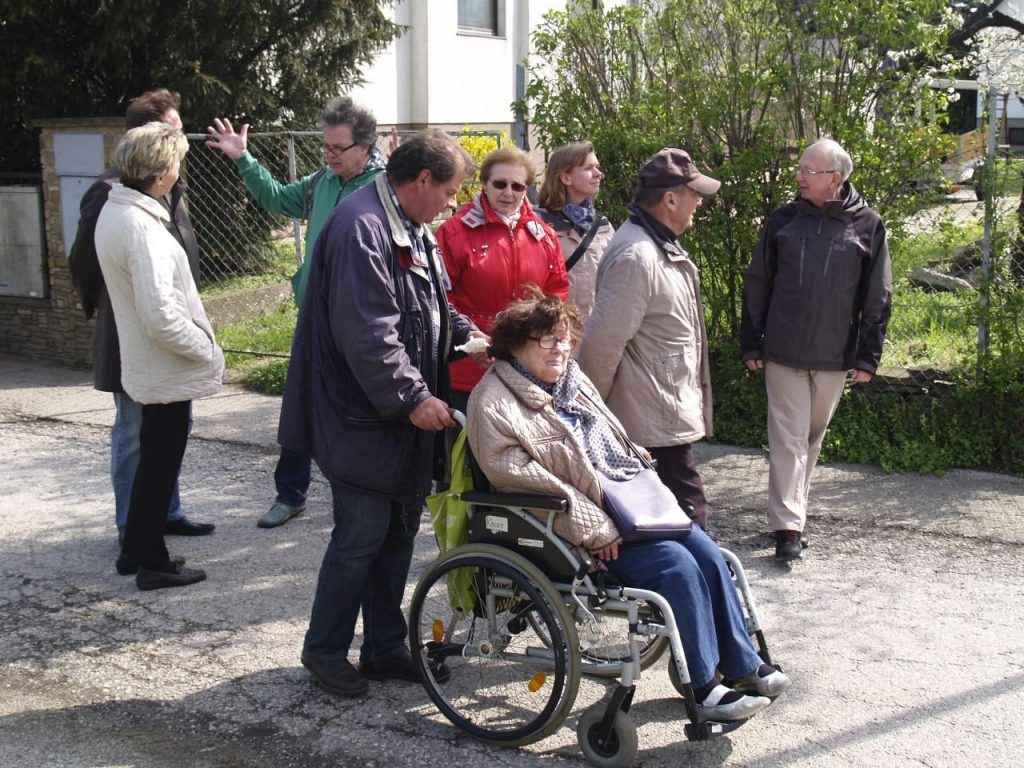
[95,184,224,404]
[466,360,622,551]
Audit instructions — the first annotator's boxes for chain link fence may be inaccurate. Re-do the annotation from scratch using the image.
[183,129,502,287]
[880,146,1024,393]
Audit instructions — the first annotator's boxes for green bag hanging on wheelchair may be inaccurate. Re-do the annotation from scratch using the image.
[426,428,475,614]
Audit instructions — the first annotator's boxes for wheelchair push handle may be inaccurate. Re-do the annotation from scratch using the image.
[451,409,467,428]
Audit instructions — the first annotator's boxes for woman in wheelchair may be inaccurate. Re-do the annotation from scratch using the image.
[466,287,791,722]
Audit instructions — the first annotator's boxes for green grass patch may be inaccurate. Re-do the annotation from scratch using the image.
[885,290,976,369]
[199,242,299,297]
[215,297,297,390]
[243,359,290,395]
[890,223,982,282]
[976,156,1024,199]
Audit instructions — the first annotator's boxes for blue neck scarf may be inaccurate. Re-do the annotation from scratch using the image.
[562,198,595,234]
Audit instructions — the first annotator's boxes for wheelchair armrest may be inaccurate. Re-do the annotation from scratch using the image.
[461,490,567,512]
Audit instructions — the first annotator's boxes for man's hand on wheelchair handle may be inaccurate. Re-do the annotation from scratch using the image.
[410,396,456,431]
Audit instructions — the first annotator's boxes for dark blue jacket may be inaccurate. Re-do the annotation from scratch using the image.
[278,176,476,504]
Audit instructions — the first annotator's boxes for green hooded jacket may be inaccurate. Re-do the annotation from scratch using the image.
[234,147,386,306]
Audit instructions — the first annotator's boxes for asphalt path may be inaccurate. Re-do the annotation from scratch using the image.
[2,356,1022,767]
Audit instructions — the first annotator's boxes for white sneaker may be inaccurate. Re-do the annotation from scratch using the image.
[734,665,792,698]
[696,684,770,721]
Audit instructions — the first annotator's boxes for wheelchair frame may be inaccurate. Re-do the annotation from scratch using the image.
[411,483,770,765]
[409,420,775,768]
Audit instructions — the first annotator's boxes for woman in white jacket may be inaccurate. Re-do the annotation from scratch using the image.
[96,121,224,591]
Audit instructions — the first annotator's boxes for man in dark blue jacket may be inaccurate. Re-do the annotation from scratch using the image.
[279,129,486,697]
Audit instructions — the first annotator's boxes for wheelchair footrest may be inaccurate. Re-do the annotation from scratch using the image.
[685,717,747,741]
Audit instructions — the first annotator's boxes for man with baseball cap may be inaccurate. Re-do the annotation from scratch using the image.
[578,148,720,529]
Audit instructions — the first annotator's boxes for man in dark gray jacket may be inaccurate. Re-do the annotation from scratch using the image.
[740,138,892,562]
[279,129,485,697]
[69,88,215,553]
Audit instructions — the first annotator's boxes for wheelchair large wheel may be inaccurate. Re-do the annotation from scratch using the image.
[410,544,582,747]
[528,606,669,678]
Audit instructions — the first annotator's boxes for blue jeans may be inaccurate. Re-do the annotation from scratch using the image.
[303,484,420,667]
[274,446,311,506]
[111,393,186,537]
[605,527,762,688]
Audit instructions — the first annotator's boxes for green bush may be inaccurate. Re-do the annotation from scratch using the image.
[244,359,290,395]
[710,358,1024,477]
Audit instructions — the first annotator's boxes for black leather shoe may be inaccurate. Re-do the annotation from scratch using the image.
[116,554,185,576]
[301,651,369,697]
[164,516,216,536]
[136,563,207,591]
[359,648,449,684]
[774,530,804,562]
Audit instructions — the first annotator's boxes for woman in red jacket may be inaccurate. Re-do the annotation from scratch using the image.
[437,145,568,412]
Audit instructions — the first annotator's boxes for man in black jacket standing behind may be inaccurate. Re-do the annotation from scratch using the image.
[69,88,216,554]
[740,138,892,563]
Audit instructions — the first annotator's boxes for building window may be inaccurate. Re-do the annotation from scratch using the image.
[458,0,502,36]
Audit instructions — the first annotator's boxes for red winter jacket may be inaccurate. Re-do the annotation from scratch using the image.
[438,194,569,392]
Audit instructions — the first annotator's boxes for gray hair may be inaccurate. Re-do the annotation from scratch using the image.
[319,96,377,146]
[116,122,189,191]
[811,138,853,181]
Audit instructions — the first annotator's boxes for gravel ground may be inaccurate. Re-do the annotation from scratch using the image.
[1,356,1022,768]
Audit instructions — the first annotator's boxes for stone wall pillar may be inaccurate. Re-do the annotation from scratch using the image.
[0,118,122,364]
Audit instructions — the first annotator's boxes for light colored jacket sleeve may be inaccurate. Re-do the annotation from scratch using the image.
[468,391,620,551]
[577,245,653,399]
[125,222,216,362]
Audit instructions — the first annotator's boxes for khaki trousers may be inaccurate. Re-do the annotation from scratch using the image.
[765,362,847,532]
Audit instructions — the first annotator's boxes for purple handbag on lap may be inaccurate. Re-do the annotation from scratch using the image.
[598,467,692,543]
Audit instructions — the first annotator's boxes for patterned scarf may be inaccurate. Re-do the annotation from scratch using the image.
[385,178,440,346]
[563,198,595,234]
[511,358,642,480]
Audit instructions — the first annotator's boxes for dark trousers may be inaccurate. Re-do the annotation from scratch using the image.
[303,484,420,666]
[649,443,709,529]
[274,445,312,506]
[122,400,191,569]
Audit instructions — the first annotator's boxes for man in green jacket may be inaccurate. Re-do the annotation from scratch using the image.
[206,96,385,528]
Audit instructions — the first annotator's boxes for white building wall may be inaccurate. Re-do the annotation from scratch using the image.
[349,1,621,130]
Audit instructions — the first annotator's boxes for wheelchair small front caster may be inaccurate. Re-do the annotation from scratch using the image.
[577,704,638,768]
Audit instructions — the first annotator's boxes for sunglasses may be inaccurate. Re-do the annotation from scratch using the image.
[489,179,528,192]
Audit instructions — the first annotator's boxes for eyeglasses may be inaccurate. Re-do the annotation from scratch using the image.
[795,165,837,177]
[530,334,576,350]
[321,141,359,156]
[489,179,528,192]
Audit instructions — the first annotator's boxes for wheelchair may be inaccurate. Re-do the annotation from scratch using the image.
[409,416,778,768]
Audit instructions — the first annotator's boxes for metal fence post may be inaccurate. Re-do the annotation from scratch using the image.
[977,87,997,379]
[286,133,303,268]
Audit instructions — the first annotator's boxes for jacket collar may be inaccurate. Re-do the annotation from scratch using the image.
[626,203,688,262]
[339,148,386,191]
[374,174,441,283]
[492,359,554,411]
[458,194,548,241]
[795,181,865,222]
[107,183,171,222]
